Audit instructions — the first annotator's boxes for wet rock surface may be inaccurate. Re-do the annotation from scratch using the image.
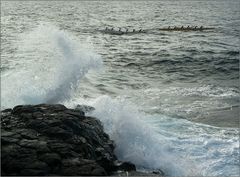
[1,104,146,176]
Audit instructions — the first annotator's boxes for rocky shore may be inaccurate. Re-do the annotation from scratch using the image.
[1,104,163,176]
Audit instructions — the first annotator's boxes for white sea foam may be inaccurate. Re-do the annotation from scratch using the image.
[77,95,239,176]
[126,86,239,120]
[1,23,102,108]
[143,85,239,98]
[1,23,239,177]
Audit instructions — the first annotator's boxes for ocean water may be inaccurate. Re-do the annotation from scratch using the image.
[1,1,239,176]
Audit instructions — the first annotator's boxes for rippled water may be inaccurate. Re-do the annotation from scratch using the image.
[1,0,239,127]
[1,1,239,176]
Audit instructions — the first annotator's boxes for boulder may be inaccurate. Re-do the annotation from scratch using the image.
[0,104,131,176]
[1,104,164,176]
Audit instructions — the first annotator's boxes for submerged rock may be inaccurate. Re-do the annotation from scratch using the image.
[1,104,133,176]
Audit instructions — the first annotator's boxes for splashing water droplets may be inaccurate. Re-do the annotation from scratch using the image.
[1,23,102,107]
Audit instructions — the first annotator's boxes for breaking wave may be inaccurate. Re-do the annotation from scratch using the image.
[65,95,239,176]
[1,23,102,108]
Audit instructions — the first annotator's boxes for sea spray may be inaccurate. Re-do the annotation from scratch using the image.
[75,95,239,176]
[84,95,198,176]
[44,28,102,103]
[1,23,102,108]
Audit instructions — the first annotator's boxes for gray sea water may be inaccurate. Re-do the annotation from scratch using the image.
[1,1,239,176]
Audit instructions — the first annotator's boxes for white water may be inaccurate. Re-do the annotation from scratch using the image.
[1,24,239,176]
[67,96,239,176]
[1,23,102,107]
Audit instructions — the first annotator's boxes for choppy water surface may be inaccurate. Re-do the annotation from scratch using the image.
[1,1,239,176]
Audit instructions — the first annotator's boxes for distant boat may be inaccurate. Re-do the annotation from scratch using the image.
[99,26,214,35]
[105,30,124,35]
[100,27,146,35]
[158,27,215,31]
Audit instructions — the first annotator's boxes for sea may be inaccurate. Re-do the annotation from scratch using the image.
[1,1,239,176]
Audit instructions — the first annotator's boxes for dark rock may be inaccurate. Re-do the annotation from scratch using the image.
[12,105,34,114]
[62,118,83,134]
[1,104,164,176]
[1,108,12,113]
[1,130,16,137]
[20,112,33,120]
[91,167,107,175]
[153,169,165,176]
[20,129,38,139]
[113,170,163,176]
[12,104,67,115]
[27,119,49,131]
[42,126,73,139]
[38,153,61,168]
[24,161,49,170]
[20,169,48,176]
[75,104,95,113]
[64,109,85,117]
[47,119,62,126]
[116,162,136,171]
[32,111,43,118]
[61,158,107,175]
[1,136,19,144]
[18,139,45,148]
